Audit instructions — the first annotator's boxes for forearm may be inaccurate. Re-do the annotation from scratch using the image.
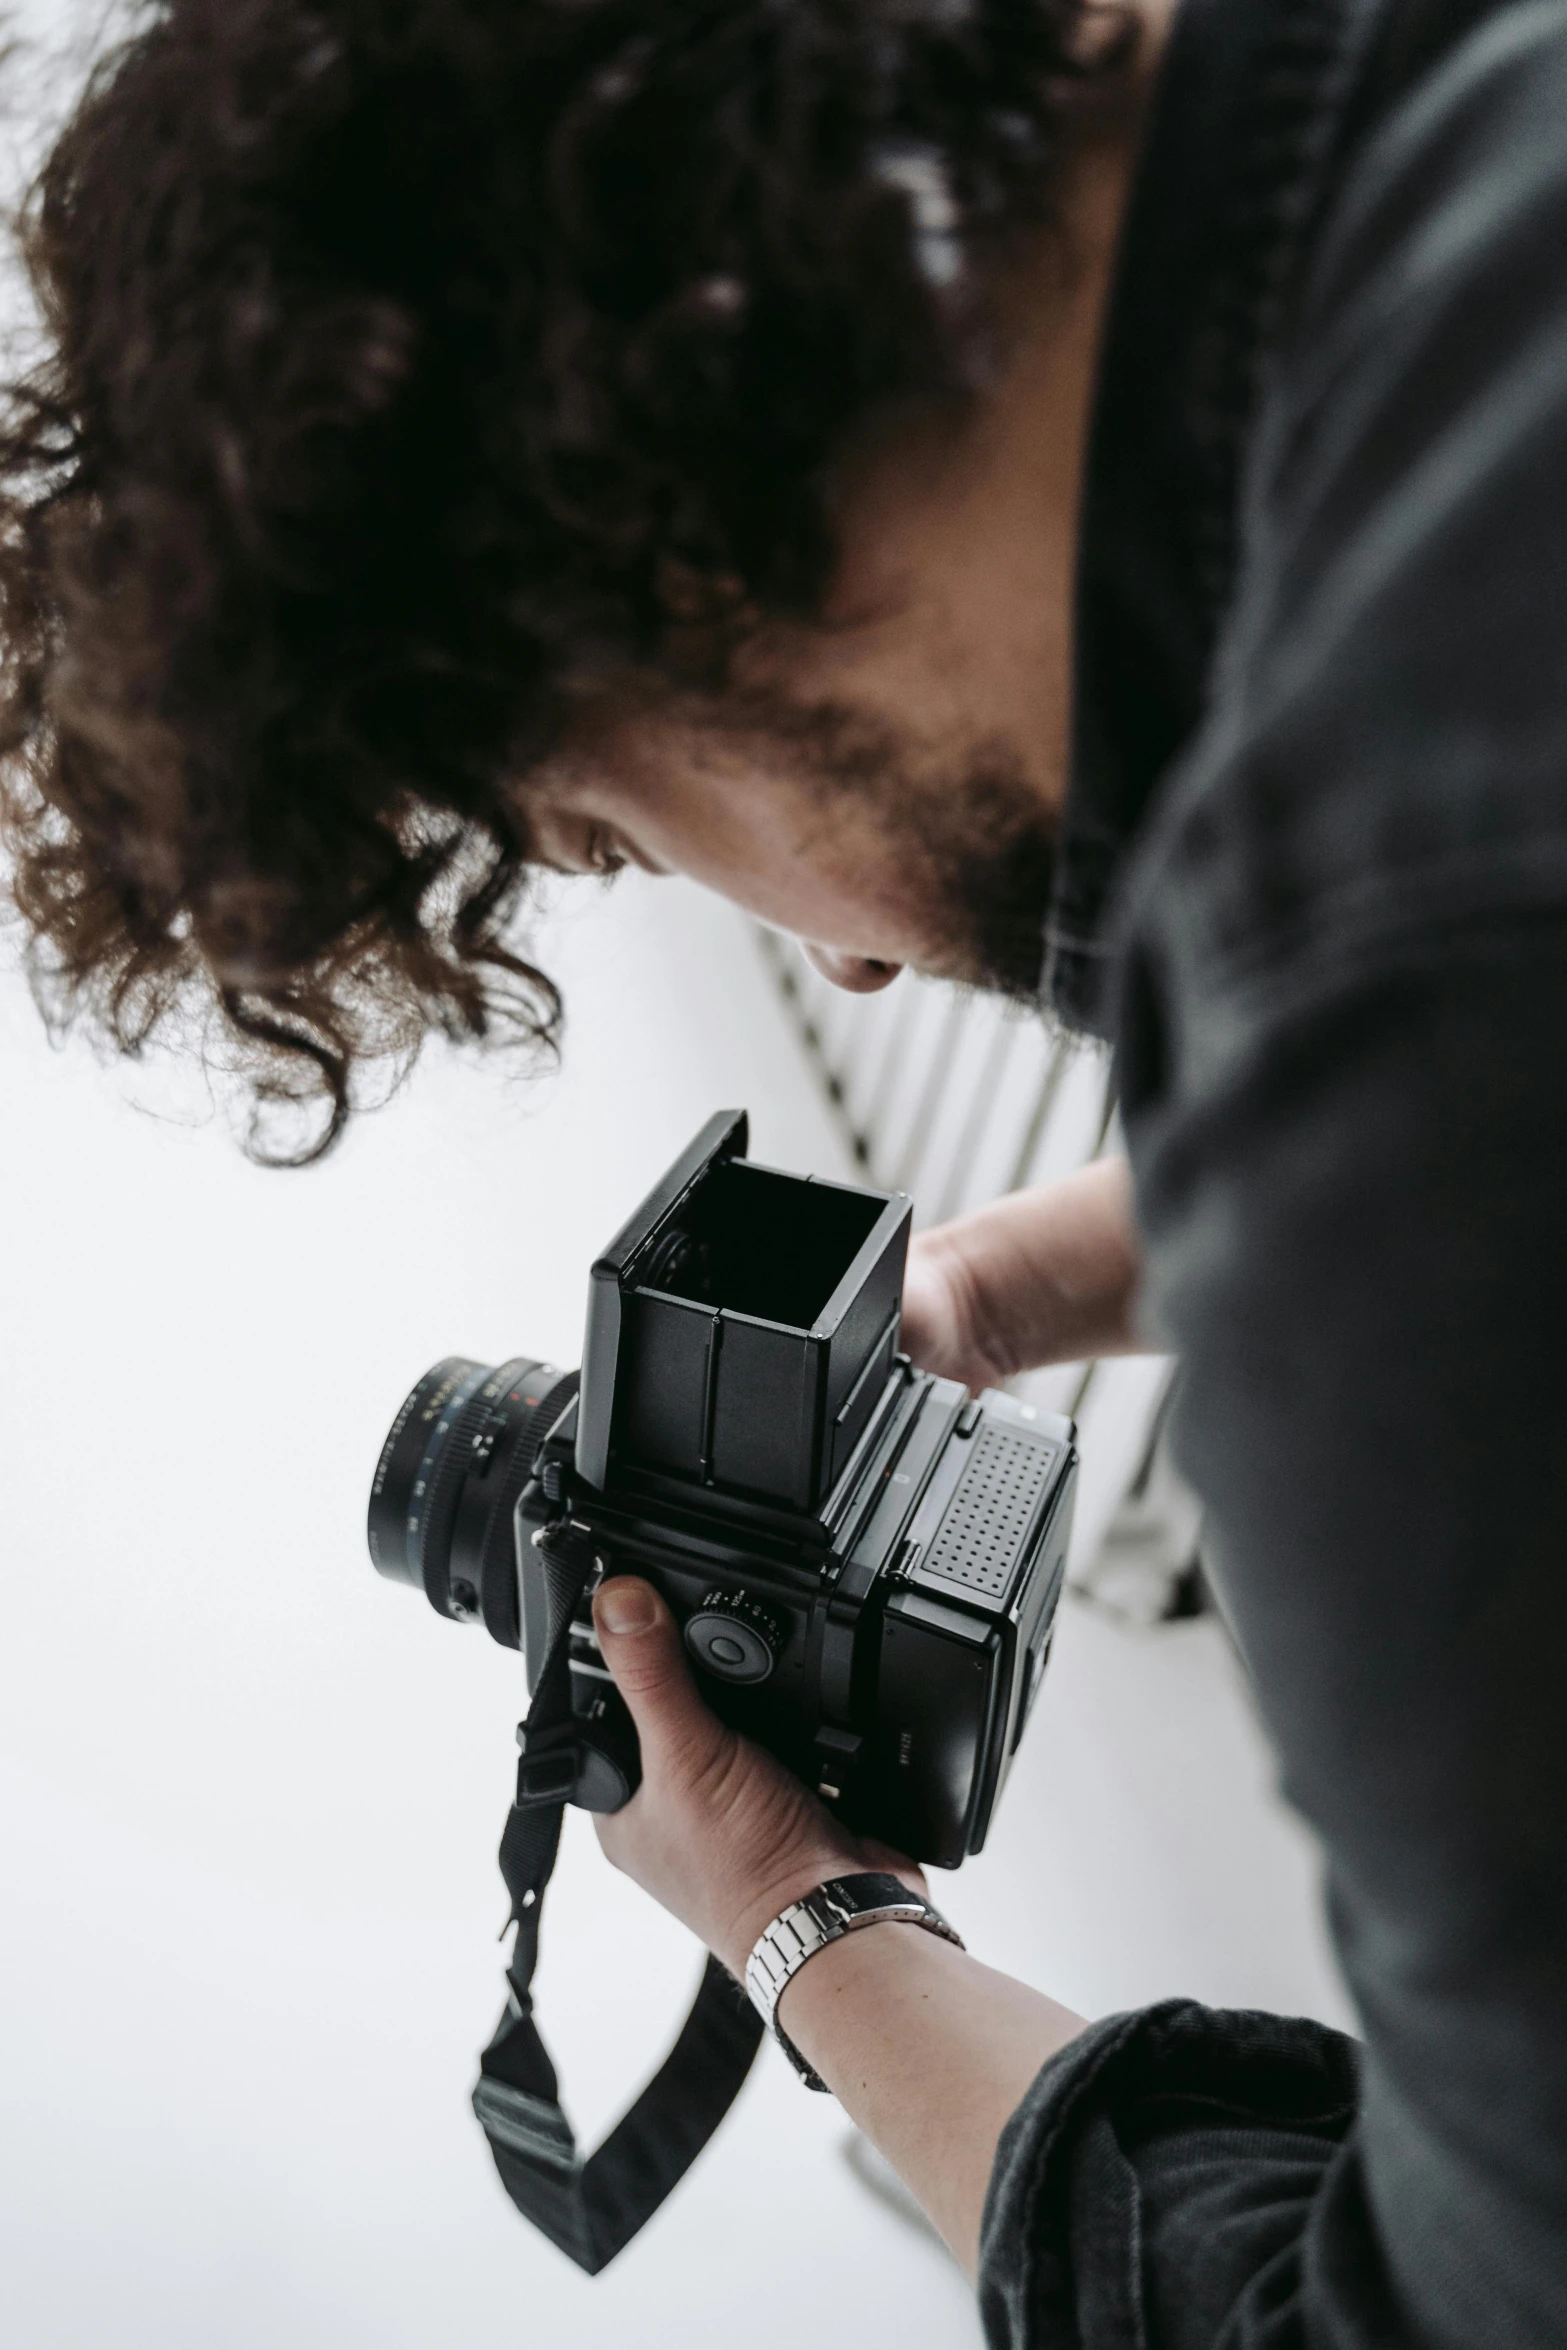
[926,1155,1148,1378]
[773,1924,1086,2276]
[590,1576,1088,2277]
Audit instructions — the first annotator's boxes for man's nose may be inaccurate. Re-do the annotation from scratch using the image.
[802,943,904,993]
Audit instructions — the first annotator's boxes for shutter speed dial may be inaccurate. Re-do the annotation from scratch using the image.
[684,1591,782,1685]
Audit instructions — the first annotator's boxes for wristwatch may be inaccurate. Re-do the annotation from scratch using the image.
[744,1871,965,2090]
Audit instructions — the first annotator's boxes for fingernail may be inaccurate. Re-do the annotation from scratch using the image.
[596,1579,658,1636]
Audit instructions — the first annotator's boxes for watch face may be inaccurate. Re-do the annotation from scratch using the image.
[825,1872,920,1919]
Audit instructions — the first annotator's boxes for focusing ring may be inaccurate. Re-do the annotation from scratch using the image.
[367,1358,486,1589]
[482,1369,580,1646]
[415,1359,530,1616]
[452,1364,581,1647]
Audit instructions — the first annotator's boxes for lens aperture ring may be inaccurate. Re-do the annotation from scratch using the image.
[368,1353,583,1633]
[448,1365,582,1646]
[414,1359,534,1617]
[368,1358,486,1588]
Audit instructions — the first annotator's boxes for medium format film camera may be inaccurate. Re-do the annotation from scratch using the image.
[368,1110,1077,1865]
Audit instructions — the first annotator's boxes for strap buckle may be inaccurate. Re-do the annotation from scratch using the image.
[514,1716,638,1814]
[514,1722,582,1807]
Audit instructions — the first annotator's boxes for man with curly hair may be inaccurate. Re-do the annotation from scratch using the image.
[4,0,1565,2344]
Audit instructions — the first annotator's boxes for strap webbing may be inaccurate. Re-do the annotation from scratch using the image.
[470,1523,764,2273]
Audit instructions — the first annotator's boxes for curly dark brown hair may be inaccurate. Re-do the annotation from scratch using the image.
[0,0,1123,1159]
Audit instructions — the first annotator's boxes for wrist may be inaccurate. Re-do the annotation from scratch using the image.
[746,1873,964,2097]
[773,1893,962,2041]
[718,1849,863,1980]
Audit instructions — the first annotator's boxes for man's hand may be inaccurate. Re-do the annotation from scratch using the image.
[901,1220,1017,1392]
[591,1575,926,1977]
[591,1573,1085,2275]
[902,1156,1148,1385]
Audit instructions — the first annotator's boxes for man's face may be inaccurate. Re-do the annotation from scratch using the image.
[528,326,1082,997]
[530,691,1060,1000]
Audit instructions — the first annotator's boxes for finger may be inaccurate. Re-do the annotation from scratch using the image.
[593,1576,726,1777]
[897,1259,941,1352]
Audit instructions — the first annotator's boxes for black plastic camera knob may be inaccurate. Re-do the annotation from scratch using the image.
[684,1591,782,1686]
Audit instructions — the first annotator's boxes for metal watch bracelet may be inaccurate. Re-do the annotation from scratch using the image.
[743,1871,965,2090]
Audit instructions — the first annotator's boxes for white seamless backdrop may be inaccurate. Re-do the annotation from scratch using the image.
[0,874,1352,2350]
[0,877,980,2349]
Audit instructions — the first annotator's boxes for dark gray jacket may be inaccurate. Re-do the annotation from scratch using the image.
[981,1,1567,2343]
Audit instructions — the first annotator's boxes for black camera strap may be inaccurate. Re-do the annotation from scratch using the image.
[471,1524,764,2274]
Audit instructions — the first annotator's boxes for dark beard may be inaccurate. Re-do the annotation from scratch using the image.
[934,755,1058,1001]
[712,690,1058,1002]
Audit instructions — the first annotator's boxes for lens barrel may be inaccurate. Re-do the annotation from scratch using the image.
[368,1356,579,1644]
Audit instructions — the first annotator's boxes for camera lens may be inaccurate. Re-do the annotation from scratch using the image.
[368,1356,579,1643]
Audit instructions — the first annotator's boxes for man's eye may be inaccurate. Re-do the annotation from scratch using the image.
[587,830,626,878]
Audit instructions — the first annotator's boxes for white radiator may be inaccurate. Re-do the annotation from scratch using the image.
[753,927,1200,1621]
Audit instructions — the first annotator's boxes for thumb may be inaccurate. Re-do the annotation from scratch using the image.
[592,1575,725,1776]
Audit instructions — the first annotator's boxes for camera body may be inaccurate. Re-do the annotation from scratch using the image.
[369,1111,1076,1866]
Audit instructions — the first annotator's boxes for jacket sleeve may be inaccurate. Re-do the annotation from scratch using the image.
[979,10,1567,2346]
[980,2003,1367,2349]
[978,912,1567,2350]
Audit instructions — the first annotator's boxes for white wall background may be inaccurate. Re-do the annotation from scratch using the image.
[0,873,1354,2350]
